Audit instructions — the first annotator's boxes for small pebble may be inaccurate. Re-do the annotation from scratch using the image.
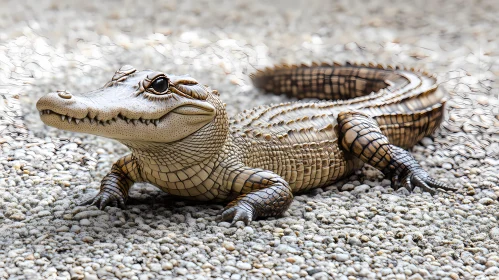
[442,163,453,170]
[82,236,94,243]
[335,254,350,262]
[223,242,236,251]
[236,262,252,270]
[162,262,173,270]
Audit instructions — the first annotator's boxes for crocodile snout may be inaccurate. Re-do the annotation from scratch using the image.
[36,90,77,112]
[36,91,89,120]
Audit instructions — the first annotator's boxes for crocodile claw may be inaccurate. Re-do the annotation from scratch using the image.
[217,202,255,226]
[397,170,457,194]
[80,191,127,210]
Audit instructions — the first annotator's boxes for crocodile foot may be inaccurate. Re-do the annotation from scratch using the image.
[217,180,293,226]
[218,201,255,226]
[392,168,457,195]
[80,191,127,210]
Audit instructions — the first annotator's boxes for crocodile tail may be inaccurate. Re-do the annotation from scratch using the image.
[358,68,448,148]
[250,62,406,101]
[372,101,447,149]
[250,62,447,148]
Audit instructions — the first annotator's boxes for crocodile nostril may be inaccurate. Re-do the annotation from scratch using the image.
[57,90,72,99]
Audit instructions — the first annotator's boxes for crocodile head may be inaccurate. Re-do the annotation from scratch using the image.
[37,65,223,143]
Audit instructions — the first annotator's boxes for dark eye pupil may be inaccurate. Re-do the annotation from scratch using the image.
[151,77,169,93]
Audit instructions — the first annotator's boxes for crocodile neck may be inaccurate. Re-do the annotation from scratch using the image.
[120,95,230,174]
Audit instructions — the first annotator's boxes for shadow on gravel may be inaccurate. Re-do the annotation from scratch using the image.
[126,193,224,211]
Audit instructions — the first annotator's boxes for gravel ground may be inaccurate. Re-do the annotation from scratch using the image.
[1,0,498,279]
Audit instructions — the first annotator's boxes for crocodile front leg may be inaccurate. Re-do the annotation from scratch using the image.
[81,155,139,209]
[337,111,457,194]
[218,169,293,225]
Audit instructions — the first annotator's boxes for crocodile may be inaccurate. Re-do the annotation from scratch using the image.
[37,62,456,225]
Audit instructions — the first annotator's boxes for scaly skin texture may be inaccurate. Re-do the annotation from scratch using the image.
[37,62,457,225]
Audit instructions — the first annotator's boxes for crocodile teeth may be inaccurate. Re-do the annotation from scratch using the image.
[89,118,95,124]
[153,120,159,126]
[144,120,150,125]
[75,119,80,124]
[61,115,66,121]
[131,119,136,125]
[67,117,72,123]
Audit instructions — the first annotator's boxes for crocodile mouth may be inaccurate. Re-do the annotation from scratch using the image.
[39,105,214,127]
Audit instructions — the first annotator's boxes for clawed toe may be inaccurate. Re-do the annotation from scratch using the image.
[426,177,457,192]
[217,204,254,226]
[398,172,455,195]
[79,192,127,210]
[411,175,436,195]
[79,196,96,207]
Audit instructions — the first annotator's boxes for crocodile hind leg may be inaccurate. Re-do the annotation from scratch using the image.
[337,111,456,194]
[80,155,139,209]
[218,169,293,225]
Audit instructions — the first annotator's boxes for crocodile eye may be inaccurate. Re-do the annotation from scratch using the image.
[150,77,169,94]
